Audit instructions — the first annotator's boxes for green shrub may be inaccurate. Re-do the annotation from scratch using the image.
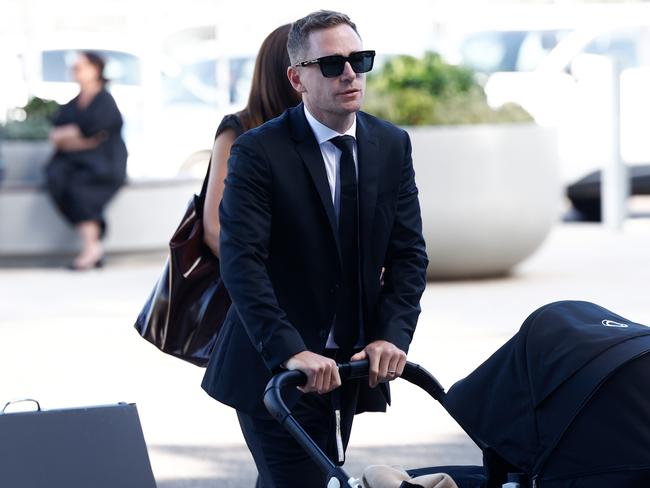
[1,97,60,140]
[364,52,532,126]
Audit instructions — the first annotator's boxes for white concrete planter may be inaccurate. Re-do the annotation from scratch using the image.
[407,123,560,280]
[1,140,53,184]
[0,177,201,256]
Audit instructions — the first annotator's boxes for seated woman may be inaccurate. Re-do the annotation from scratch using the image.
[46,51,127,270]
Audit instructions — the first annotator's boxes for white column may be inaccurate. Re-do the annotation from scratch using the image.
[602,58,628,230]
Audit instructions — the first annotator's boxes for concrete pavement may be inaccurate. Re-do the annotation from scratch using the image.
[1,221,649,486]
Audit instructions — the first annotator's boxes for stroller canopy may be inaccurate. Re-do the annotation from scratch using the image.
[443,300,650,484]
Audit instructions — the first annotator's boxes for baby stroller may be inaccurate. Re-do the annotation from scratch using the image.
[264,300,650,488]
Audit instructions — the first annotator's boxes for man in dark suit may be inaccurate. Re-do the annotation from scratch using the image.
[202,10,428,487]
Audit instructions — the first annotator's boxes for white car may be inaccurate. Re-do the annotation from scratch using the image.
[483,22,650,184]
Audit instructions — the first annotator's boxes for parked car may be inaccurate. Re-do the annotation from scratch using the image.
[482,21,650,184]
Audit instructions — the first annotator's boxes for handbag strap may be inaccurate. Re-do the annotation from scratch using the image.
[198,157,212,204]
[198,114,244,209]
[2,398,42,414]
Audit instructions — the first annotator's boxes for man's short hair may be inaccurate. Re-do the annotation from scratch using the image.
[287,10,360,65]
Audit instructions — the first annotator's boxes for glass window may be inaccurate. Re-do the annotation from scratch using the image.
[229,57,255,105]
[161,59,218,104]
[160,56,257,107]
[516,30,570,71]
[461,31,523,73]
[584,27,641,70]
[41,49,142,85]
[461,29,569,74]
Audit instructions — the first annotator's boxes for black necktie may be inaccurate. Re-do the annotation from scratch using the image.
[329,135,360,353]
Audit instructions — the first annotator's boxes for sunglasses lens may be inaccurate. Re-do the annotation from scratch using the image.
[350,52,374,74]
[320,58,345,78]
[315,52,375,77]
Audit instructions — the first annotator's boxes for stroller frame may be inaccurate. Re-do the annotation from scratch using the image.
[264,359,486,488]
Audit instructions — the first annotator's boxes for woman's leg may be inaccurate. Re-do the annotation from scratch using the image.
[72,220,104,269]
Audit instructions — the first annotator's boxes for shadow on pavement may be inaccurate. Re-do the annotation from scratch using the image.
[152,439,482,488]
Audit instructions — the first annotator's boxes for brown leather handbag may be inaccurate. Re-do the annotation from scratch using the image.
[134,164,230,366]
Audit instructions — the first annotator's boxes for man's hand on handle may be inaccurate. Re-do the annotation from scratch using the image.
[283,340,405,393]
[284,351,342,394]
[351,340,407,388]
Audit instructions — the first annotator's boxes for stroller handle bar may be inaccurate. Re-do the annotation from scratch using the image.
[265,360,446,423]
[263,360,447,488]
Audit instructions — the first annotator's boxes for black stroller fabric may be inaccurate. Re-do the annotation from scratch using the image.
[441,300,650,487]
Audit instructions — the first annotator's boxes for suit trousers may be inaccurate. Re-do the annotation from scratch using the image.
[237,351,361,488]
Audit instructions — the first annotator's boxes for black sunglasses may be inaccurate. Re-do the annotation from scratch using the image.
[295,50,376,78]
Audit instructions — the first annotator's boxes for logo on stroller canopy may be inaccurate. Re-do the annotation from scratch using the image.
[602,319,629,328]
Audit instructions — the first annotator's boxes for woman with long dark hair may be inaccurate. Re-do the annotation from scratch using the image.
[203,24,301,255]
[46,51,127,270]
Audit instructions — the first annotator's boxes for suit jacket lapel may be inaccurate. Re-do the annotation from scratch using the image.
[289,105,340,254]
[356,113,380,256]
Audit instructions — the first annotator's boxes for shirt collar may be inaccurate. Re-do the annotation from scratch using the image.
[304,105,356,145]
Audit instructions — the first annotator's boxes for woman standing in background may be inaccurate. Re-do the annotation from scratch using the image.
[203,24,301,256]
[46,51,127,270]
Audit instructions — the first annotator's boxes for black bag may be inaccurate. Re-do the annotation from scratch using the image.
[0,400,156,488]
[567,164,650,221]
[134,161,230,366]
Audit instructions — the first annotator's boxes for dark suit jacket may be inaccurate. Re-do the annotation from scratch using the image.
[201,103,428,416]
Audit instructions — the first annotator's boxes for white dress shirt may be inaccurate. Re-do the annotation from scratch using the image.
[303,105,358,218]
[303,105,365,349]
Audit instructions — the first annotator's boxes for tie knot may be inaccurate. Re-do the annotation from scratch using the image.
[329,135,355,155]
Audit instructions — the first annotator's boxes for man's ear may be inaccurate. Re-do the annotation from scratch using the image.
[287,66,307,94]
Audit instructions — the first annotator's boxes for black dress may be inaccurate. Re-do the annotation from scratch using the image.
[215,113,245,141]
[45,88,128,234]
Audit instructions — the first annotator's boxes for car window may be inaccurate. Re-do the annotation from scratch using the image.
[461,31,524,73]
[583,27,642,70]
[461,29,569,74]
[516,30,570,71]
[161,58,218,104]
[41,49,142,85]
[229,57,255,105]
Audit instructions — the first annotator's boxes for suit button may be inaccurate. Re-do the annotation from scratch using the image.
[320,329,329,339]
[257,341,264,352]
